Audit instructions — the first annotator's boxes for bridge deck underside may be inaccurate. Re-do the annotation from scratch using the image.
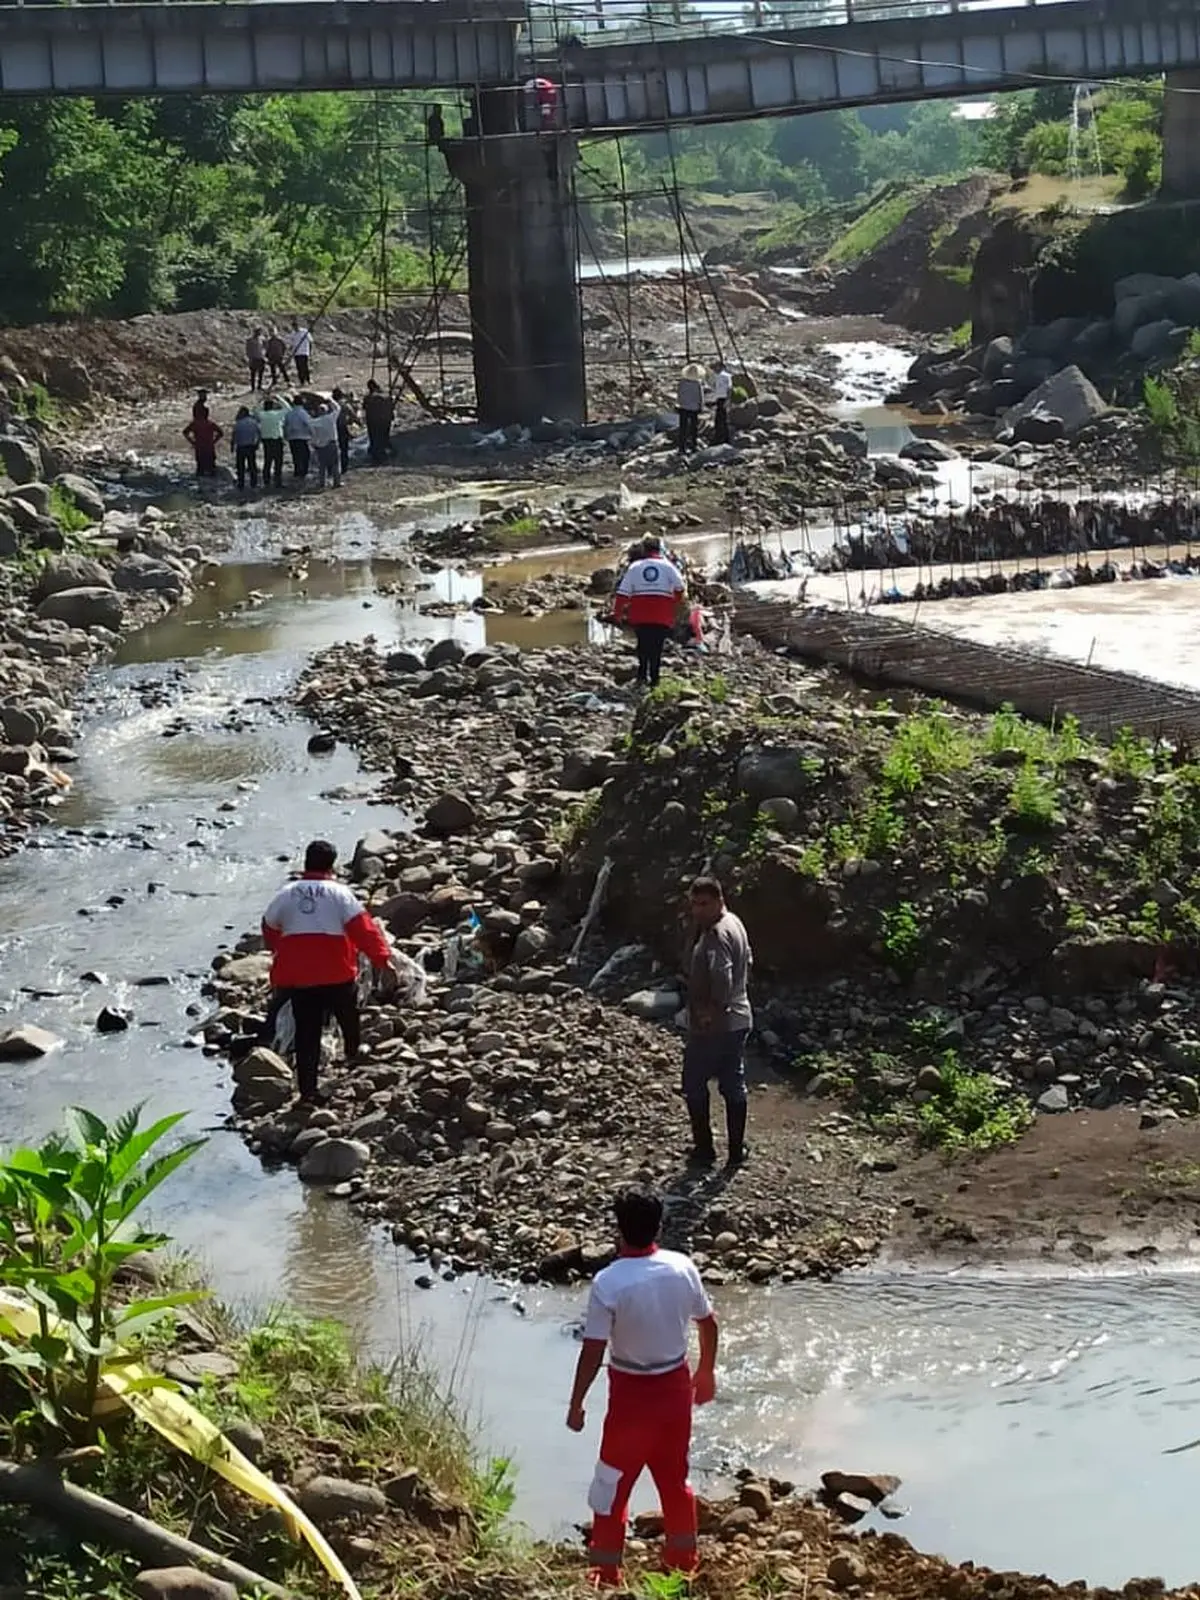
[0,2,519,95]
[565,1,1200,129]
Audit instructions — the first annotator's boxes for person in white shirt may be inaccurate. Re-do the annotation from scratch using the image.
[567,1186,718,1589]
[712,358,733,444]
[283,398,313,481]
[289,318,313,386]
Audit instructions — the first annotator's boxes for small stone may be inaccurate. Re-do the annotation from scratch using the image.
[96,1006,130,1033]
[224,1418,265,1462]
[164,1351,239,1386]
[425,791,476,835]
[296,1475,388,1524]
[739,1480,773,1518]
[828,1551,869,1589]
[1037,1084,1070,1114]
[719,1505,761,1538]
[133,1570,236,1600]
[307,731,336,754]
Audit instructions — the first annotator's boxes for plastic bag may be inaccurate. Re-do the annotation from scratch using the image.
[272,998,295,1058]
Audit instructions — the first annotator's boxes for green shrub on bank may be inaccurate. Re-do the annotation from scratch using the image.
[916,1051,1033,1152]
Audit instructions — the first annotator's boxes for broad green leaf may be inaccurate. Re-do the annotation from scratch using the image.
[107,1111,187,1185]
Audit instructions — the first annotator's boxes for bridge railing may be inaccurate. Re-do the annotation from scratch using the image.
[524,0,1055,53]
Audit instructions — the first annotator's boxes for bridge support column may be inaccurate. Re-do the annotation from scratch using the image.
[1161,71,1200,198]
[444,118,584,426]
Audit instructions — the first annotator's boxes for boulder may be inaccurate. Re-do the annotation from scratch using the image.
[1113,292,1169,343]
[0,705,39,746]
[31,554,114,601]
[11,481,51,516]
[962,380,997,415]
[1011,412,1064,446]
[1021,316,1086,357]
[351,829,393,878]
[96,1006,130,1033]
[981,335,1013,377]
[299,1138,369,1183]
[425,791,476,835]
[43,354,92,402]
[758,795,800,829]
[899,437,957,463]
[113,552,187,597]
[0,434,41,483]
[0,1023,62,1059]
[53,472,105,523]
[217,951,273,987]
[821,424,869,459]
[232,1047,291,1089]
[297,1475,388,1525]
[1000,365,1106,438]
[375,892,432,937]
[623,988,681,1021]
[385,649,425,674]
[1130,319,1187,363]
[560,749,609,791]
[1070,319,1113,362]
[133,1571,236,1600]
[425,637,465,671]
[37,586,123,631]
[1114,271,1183,302]
[821,1470,901,1504]
[737,745,822,802]
[872,456,922,490]
[0,513,19,556]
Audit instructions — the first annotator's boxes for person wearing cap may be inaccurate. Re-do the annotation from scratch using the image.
[677,364,704,453]
[566,1185,718,1589]
[612,535,685,689]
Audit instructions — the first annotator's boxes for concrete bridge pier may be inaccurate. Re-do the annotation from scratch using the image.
[443,109,585,426]
[1160,70,1200,198]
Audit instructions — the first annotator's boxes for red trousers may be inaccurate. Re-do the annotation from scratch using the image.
[587,1364,698,1587]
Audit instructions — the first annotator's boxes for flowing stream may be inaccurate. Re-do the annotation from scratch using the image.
[3,428,1200,1582]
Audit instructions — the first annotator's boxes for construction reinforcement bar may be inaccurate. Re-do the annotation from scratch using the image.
[733,596,1200,749]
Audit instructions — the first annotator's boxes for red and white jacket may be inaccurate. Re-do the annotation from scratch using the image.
[613,556,685,628]
[262,872,391,989]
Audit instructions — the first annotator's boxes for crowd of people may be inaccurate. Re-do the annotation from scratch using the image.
[183,324,397,491]
[257,840,751,1590]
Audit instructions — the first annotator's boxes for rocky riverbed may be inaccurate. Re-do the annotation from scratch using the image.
[202,628,1200,1284]
[0,410,206,860]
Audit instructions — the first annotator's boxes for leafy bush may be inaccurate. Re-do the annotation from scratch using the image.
[916,1052,1032,1151]
[880,900,923,973]
[0,1104,205,1449]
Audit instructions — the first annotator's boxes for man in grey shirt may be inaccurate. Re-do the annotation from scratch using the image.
[682,874,752,1168]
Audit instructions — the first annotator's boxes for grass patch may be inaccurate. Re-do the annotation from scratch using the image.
[494,513,542,545]
[824,187,923,266]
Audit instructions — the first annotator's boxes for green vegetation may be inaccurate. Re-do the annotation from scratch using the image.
[0,1106,522,1600]
[494,513,543,545]
[824,185,925,266]
[48,485,93,535]
[0,1104,205,1450]
[880,900,924,973]
[915,1051,1033,1152]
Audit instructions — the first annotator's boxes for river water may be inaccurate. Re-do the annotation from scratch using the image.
[4,383,1200,1583]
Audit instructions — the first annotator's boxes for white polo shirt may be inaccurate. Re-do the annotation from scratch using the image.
[583,1247,712,1375]
[713,369,732,401]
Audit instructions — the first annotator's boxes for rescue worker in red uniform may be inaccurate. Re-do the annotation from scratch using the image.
[612,536,686,688]
[567,1186,719,1588]
[261,838,392,1102]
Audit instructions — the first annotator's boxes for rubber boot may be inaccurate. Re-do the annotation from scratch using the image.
[687,1104,716,1168]
[725,1100,749,1167]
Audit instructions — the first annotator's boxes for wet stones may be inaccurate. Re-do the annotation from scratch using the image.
[298,1137,370,1183]
[0,1023,62,1059]
[296,1475,387,1525]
